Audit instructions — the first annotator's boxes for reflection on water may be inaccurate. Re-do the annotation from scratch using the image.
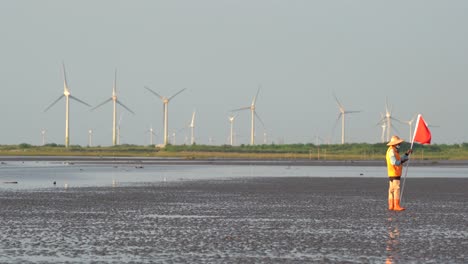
[0,161,467,189]
[386,216,400,264]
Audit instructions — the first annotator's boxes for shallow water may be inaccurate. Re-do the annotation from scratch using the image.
[1,161,467,189]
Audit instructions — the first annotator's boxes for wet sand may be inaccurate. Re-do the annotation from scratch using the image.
[0,177,467,263]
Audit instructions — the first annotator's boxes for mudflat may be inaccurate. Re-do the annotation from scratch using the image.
[0,177,466,263]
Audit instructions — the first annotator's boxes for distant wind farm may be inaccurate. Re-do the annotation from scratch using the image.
[42,64,437,148]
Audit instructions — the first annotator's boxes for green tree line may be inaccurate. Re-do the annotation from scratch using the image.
[1,142,468,160]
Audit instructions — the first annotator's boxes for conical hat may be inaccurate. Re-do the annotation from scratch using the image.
[387,135,404,146]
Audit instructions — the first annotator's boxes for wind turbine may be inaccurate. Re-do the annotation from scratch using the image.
[403,115,417,142]
[381,123,387,143]
[232,86,264,145]
[146,125,156,145]
[88,129,93,147]
[334,94,361,144]
[377,98,402,142]
[41,128,46,145]
[145,87,186,146]
[189,110,196,145]
[171,127,186,145]
[91,70,134,146]
[44,63,91,148]
[228,114,237,146]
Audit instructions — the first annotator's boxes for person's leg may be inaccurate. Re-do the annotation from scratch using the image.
[388,180,394,210]
[393,180,405,211]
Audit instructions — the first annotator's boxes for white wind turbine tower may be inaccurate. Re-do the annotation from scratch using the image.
[146,125,156,145]
[232,87,264,145]
[145,87,186,146]
[44,63,91,148]
[334,94,361,144]
[381,123,387,143]
[92,70,134,146]
[228,114,237,146]
[404,115,416,141]
[41,128,46,145]
[117,115,122,145]
[88,129,93,147]
[189,110,196,145]
[377,98,402,142]
[171,127,185,145]
[172,131,177,145]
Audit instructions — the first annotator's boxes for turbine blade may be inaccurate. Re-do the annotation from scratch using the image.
[345,110,362,114]
[144,86,164,100]
[333,93,345,111]
[376,117,386,126]
[44,95,64,112]
[336,112,343,121]
[116,100,135,114]
[392,125,401,134]
[331,115,341,138]
[252,86,261,106]
[190,111,196,126]
[255,111,265,127]
[113,69,117,96]
[231,106,250,112]
[91,98,112,111]
[391,116,405,124]
[168,88,186,101]
[69,95,91,107]
[62,62,69,91]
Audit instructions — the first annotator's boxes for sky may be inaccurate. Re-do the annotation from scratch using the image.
[1,1,467,146]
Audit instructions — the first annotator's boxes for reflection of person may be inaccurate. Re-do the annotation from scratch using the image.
[386,136,412,211]
[385,217,400,264]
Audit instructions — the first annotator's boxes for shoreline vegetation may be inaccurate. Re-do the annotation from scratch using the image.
[1,142,468,162]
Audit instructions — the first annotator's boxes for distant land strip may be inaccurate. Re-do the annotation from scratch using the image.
[1,156,467,167]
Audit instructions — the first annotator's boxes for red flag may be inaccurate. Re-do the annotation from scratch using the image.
[412,114,431,144]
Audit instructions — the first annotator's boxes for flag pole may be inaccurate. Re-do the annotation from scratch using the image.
[400,115,419,203]
[400,140,414,203]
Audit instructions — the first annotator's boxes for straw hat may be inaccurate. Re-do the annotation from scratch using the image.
[387,135,404,146]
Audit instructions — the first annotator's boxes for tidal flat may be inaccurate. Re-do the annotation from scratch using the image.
[0,177,466,263]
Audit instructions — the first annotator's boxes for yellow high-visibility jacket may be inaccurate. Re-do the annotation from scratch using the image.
[386,146,402,177]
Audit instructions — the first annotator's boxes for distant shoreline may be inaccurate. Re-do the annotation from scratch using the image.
[1,155,467,167]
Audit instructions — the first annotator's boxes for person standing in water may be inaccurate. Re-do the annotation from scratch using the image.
[386,135,412,211]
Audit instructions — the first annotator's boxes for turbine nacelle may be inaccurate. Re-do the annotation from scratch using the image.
[64,88,71,97]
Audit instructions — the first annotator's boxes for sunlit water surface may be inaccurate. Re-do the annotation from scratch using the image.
[1,161,466,189]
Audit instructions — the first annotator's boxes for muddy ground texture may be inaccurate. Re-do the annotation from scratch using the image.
[0,177,467,263]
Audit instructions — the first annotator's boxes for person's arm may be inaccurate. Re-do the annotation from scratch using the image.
[389,149,402,165]
[401,149,413,164]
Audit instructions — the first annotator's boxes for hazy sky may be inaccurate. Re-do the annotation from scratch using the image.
[1,1,467,146]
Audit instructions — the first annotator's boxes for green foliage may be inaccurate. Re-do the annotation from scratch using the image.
[18,143,32,149]
[0,142,467,160]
